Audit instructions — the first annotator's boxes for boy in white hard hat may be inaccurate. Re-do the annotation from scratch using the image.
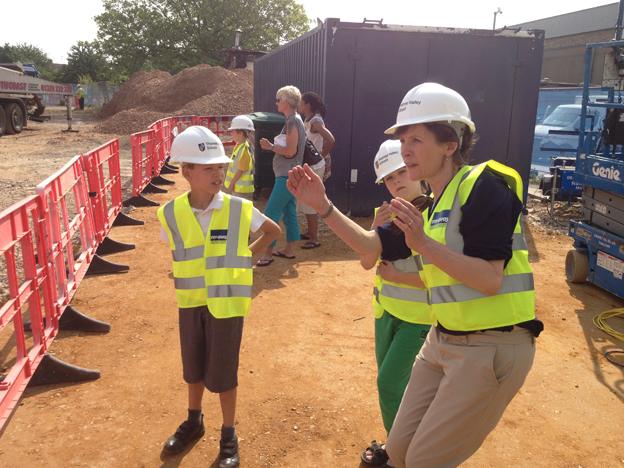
[360,140,433,467]
[157,125,281,467]
[224,115,255,201]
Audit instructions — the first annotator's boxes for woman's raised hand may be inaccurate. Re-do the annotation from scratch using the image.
[259,138,273,151]
[287,164,328,213]
[390,197,427,252]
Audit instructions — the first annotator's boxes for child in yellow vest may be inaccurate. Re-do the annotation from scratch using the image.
[224,115,255,201]
[157,126,280,467]
[363,140,433,466]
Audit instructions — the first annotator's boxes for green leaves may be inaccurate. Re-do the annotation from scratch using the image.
[95,0,311,78]
[62,41,110,83]
[0,43,56,80]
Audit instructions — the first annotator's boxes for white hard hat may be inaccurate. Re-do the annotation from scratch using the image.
[385,82,476,135]
[374,140,405,184]
[228,115,255,132]
[169,126,231,165]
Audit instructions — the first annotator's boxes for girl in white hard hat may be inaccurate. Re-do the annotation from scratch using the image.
[361,140,433,467]
[224,115,255,201]
[287,82,543,468]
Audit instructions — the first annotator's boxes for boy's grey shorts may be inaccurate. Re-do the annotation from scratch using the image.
[178,306,244,393]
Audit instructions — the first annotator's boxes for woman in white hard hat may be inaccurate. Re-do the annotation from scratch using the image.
[224,115,255,201]
[287,83,543,468]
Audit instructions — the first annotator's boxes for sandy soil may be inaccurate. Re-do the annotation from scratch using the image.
[0,169,622,468]
[0,107,130,210]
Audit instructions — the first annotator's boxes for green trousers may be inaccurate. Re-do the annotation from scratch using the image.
[375,311,430,434]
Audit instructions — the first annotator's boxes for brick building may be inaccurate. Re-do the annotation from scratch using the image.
[514,3,620,85]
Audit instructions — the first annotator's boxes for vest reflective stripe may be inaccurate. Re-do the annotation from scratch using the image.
[206,256,253,269]
[175,276,205,289]
[421,233,527,266]
[172,246,205,261]
[420,161,535,331]
[429,272,534,304]
[158,192,253,317]
[225,142,254,193]
[381,283,429,303]
[208,285,253,297]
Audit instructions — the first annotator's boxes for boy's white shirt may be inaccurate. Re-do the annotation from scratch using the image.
[159,191,268,241]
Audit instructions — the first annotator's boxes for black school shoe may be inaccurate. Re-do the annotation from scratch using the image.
[219,434,240,468]
[162,417,205,455]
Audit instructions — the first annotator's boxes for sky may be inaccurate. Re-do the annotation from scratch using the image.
[0,0,618,64]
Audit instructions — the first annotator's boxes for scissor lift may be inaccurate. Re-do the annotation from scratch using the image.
[567,40,624,298]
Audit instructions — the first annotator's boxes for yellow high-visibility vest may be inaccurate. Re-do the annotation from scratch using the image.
[420,160,535,331]
[372,207,434,325]
[157,192,253,318]
[225,141,254,194]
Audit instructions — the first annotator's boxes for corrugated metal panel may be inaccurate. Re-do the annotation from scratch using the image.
[253,25,327,112]
[254,20,544,214]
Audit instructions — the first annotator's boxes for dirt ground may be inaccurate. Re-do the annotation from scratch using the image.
[0,165,622,467]
[0,107,130,210]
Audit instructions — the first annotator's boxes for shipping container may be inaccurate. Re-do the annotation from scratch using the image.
[254,19,545,215]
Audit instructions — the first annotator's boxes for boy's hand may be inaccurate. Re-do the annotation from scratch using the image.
[372,202,392,229]
[377,260,399,283]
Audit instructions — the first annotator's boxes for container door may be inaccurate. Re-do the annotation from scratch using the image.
[346,31,429,216]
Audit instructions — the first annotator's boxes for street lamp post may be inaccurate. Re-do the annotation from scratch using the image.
[493,7,503,31]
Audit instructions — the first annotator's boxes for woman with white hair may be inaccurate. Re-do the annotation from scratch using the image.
[257,85,306,266]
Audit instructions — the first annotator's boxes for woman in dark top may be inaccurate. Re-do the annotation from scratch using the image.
[287,82,542,468]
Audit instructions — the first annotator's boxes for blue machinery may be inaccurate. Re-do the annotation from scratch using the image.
[567,38,624,298]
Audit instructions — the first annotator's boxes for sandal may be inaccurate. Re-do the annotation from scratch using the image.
[301,241,321,249]
[361,440,389,466]
[256,258,274,267]
[272,251,296,259]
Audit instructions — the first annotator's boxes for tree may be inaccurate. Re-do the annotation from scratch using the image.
[95,0,310,77]
[62,41,110,83]
[0,43,56,80]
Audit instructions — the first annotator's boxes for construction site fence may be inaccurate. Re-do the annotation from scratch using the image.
[0,113,235,433]
[131,115,235,197]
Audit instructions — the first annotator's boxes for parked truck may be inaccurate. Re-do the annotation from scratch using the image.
[0,63,73,137]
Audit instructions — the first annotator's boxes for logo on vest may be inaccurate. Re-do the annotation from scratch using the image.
[592,162,621,182]
[430,209,451,227]
[210,229,228,242]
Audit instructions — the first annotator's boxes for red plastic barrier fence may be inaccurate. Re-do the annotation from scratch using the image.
[0,195,57,431]
[36,156,98,310]
[130,129,157,198]
[81,139,122,243]
[150,118,175,173]
[128,114,243,202]
[192,115,236,148]
[174,115,195,133]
